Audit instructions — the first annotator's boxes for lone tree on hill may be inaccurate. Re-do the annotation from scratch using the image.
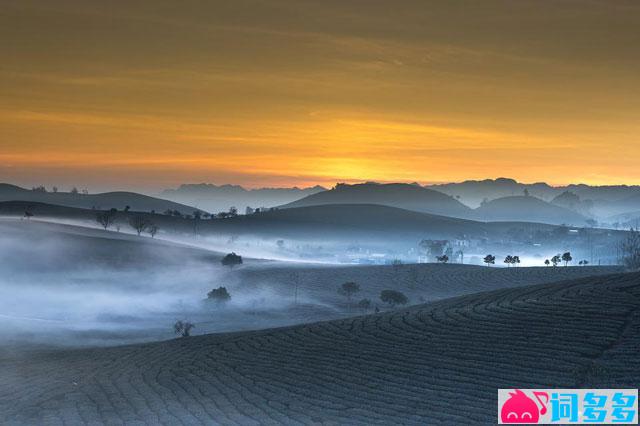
[380,289,408,308]
[483,254,496,266]
[338,281,360,303]
[207,286,231,304]
[545,259,550,266]
[96,208,117,230]
[221,252,243,268]
[129,215,149,236]
[621,228,640,271]
[174,320,195,337]
[562,251,573,266]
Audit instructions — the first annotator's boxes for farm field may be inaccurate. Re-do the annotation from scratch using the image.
[229,262,623,309]
[1,271,638,425]
[0,219,622,347]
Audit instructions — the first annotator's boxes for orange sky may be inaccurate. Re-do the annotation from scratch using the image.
[1,0,640,191]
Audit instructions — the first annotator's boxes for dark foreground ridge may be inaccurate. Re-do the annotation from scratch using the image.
[1,272,639,425]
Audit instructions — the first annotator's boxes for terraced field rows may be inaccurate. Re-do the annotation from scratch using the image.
[1,271,639,425]
[230,263,623,307]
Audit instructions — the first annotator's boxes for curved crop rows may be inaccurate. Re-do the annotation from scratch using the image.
[229,263,622,307]
[1,271,639,425]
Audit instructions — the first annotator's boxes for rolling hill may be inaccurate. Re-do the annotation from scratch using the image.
[0,200,546,240]
[161,183,326,213]
[281,182,472,218]
[429,177,556,207]
[0,183,202,215]
[0,218,222,270]
[2,271,638,424]
[473,195,589,225]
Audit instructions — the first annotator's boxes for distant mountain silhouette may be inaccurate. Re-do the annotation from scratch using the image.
[0,183,200,215]
[281,182,472,218]
[430,178,640,220]
[161,183,326,213]
[474,195,588,225]
[550,191,593,216]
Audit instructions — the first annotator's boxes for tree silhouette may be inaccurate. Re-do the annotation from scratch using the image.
[436,255,449,264]
[562,252,572,266]
[551,254,561,267]
[207,286,231,304]
[173,320,195,337]
[338,281,360,303]
[129,215,148,236]
[483,254,496,266]
[148,223,159,238]
[621,228,640,270]
[358,298,371,313]
[221,252,243,268]
[380,290,408,307]
[504,255,513,267]
[96,209,117,230]
[545,259,550,266]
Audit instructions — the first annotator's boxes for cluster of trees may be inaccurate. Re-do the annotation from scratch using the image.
[337,281,408,313]
[31,185,87,194]
[544,252,572,266]
[503,255,521,267]
[95,210,158,237]
[129,215,159,237]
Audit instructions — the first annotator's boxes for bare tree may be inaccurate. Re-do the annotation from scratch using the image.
[96,209,117,230]
[129,215,148,236]
[621,228,640,270]
[148,223,159,238]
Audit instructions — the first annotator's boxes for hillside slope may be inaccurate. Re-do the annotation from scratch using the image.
[2,272,639,424]
[161,183,326,213]
[0,218,222,270]
[282,182,472,218]
[474,195,588,225]
[0,183,201,215]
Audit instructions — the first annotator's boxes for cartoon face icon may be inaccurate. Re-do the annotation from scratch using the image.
[501,389,548,423]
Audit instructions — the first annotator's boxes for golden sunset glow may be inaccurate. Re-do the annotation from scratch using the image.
[1,1,640,190]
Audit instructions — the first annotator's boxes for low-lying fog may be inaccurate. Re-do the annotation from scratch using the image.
[0,221,342,348]
[0,218,625,349]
